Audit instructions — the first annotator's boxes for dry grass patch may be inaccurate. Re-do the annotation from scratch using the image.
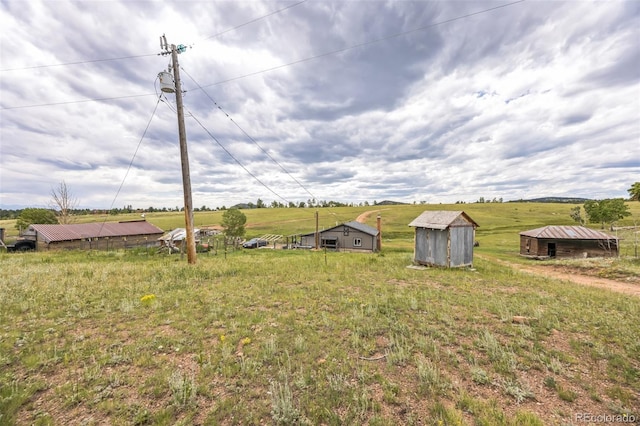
[1,249,638,425]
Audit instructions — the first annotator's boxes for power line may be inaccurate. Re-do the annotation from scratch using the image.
[1,93,156,110]
[0,1,309,73]
[198,0,526,88]
[0,1,525,110]
[185,108,292,205]
[202,0,309,41]
[181,67,318,201]
[99,93,163,233]
[181,67,354,223]
[0,53,158,73]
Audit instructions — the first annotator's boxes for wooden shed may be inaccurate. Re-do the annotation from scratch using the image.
[519,225,619,259]
[25,220,164,251]
[408,211,478,268]
[299,221,379,252]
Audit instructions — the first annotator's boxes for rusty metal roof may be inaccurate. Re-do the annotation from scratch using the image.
[519,225,618,240]
[408,211,479,229]
[29,220,164,243]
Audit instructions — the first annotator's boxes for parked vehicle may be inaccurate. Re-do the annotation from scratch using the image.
[242,238,268,249]
[6,238,36,252]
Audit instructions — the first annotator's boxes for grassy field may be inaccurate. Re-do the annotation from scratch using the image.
[1,203,639,425]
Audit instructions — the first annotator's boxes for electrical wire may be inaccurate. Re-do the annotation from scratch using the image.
[180,67,354,223]
[98,93,163,234]
[197,0,526,89]
[1,93,156,110]
[185,108,292,205]
[0,53,158,73]
[0,1,309,73]
[201,0,309,41]
[181,67,318,201]
[1,1,525,110]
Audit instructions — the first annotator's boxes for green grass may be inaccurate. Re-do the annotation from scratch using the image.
[0,202,639,424]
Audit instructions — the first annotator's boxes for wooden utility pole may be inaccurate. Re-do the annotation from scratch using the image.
[315,210,319,249]
[376,214,382,252]
[160,36,196,264]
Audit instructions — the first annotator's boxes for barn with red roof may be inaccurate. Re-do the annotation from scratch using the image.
[23,220,164,251]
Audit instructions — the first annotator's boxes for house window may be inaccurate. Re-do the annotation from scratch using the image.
[354,238,362,247]
[343,227,350,236]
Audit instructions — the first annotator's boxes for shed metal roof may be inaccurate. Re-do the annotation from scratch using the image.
[519,225,618,240]
[29,221,164,243]
[408,211,478,229]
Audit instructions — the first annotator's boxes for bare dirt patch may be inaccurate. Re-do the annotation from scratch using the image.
[355,209,390,223]
[479,255,640,297]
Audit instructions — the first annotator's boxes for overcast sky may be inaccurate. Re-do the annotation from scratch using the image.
[1,0,638,210]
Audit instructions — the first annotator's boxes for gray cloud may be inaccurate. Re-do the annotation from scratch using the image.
[1,1,638,209]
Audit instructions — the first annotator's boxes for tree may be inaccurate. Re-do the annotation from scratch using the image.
[583,198,631,229]
[569,206,585,225]
[15,208,58,231]
[628,182,640,201]
[49,180,79,224]
[221,209,246,238]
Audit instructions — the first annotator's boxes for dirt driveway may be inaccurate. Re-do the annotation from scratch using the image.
[355,209,389,223]
[478,254,640,298]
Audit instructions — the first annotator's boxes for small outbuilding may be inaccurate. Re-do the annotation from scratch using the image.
[298,221,379,252]
[408,211,479,268]
[519,225,619,259]
[25,220,164,251]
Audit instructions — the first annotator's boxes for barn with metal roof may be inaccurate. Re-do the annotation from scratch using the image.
[408,211,479,268]
[24,220,164,251]
[519,225,619,259]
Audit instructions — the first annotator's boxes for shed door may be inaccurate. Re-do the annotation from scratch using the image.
[548,243,556,257]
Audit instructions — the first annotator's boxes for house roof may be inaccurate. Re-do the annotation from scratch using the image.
[342,221,379,236]
[408,211,479,229]
[519,225,618,240]
[301,221,379,237]
[28,220,164,243]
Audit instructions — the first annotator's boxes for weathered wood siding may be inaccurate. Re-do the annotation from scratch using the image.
[37,234,162,251]
[414,228,449,267]
[519,236,618,258]
[414,226,474,267]
[450,226,474,267]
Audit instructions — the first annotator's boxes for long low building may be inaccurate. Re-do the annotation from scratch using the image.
[519,225,619,259]
[24,220,164,251]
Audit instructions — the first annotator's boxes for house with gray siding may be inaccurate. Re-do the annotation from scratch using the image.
[299,221,379,252]
[408,211,478,267]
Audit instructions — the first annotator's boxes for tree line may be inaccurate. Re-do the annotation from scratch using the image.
[4,182,639,231]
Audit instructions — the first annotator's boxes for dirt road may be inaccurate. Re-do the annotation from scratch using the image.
[478,254,640,298]
[355,209,389,223]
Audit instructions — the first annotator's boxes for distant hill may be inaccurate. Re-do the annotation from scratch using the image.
[230,203,253,209]
[375,200,409,206]
[510,197,591,204]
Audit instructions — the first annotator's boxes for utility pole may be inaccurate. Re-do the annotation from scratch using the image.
[159,35,197,264]
[315,210,319,249]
